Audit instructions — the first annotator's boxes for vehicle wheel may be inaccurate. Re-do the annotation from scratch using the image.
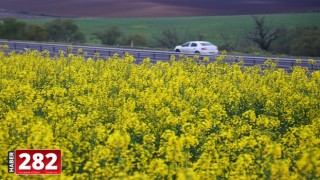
[175,49,180,52]
[195,51,200,54]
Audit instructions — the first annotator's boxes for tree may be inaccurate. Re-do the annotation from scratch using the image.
[270,26,320,57]
[0,18,27,40]
[247,15,280,51]
[93,25,123,45]
[154,28,181,49]
[269,27,294,54]
[26,24,48,41]
[290,27,320,57]
[123,33,148,47]
[44,19,86,43]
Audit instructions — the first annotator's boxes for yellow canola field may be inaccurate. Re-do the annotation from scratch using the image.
[0,46,319,179]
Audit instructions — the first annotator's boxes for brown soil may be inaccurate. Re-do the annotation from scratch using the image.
[0,0,320,18]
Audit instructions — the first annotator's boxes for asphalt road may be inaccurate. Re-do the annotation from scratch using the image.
[1,40,319,72]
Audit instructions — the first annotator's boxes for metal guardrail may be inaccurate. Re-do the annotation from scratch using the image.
[1,40,319,71]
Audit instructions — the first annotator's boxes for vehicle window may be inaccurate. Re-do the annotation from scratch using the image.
[191,43,197,47]
[182,43,190,47]
[200,43,213,46]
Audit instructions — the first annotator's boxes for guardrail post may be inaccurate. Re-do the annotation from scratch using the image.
[108,51,111,56]
[253,60,256,65]
[153,54,156,60]
[40,45,42,51]
[138,53,140,58]
[291,62,294,67]
[14,43,16,50]
[53,47,55,53]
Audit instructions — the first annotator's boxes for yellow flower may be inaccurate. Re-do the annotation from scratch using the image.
[1,49,320,179]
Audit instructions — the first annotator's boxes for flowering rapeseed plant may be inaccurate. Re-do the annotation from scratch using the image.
[0,48,319,179]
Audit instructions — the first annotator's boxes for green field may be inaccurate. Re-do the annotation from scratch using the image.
[24,12,320,48]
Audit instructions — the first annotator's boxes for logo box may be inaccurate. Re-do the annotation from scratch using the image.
[13,149,62,175]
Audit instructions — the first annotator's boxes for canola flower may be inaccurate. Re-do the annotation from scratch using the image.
[0,47,319,179]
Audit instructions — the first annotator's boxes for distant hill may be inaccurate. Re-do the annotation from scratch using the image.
[1,0,320,18]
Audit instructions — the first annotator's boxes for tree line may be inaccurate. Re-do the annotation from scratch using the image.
[152,16,320,57]
[222,15,320,57]
[0,17,319,57]
[0,18,149,47]
[0,18,86,43]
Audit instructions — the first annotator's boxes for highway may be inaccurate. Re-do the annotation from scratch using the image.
[1,40,319,71]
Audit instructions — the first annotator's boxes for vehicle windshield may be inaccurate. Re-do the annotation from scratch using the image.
[200,42,213,46]
[182,43,190,47]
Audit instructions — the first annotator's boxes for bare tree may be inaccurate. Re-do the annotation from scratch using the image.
[247,15,280,51]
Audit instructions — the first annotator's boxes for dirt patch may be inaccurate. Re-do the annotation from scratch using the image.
[0,0,320,18]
